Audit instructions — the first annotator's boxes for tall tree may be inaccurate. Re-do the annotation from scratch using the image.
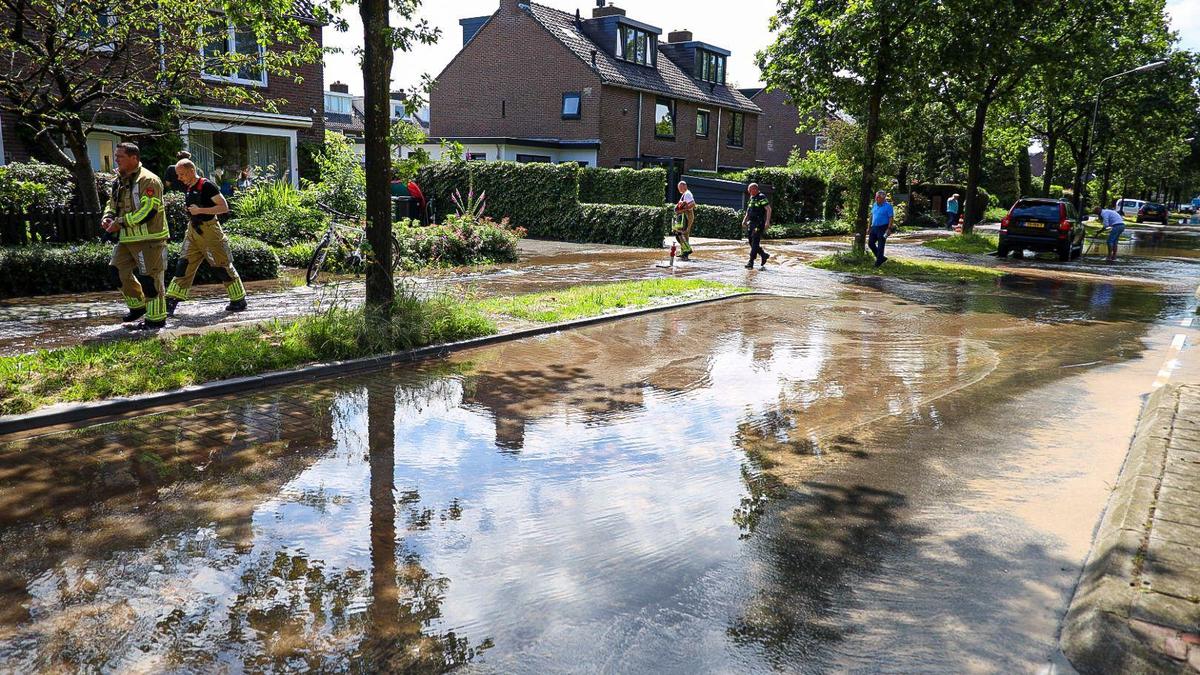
[0,0,320,212]
[760,0,931,253]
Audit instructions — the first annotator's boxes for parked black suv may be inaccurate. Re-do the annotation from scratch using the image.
[1137,202,1169,224]
[998,198,1086,262]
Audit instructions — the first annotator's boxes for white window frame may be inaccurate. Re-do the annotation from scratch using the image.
[181,120,298,185]
[201,25,267,88]
[325,93,353,115]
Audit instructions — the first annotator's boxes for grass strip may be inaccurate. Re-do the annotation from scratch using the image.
[923,233,999,255]
[811,251,1005,284]
[0,279,745,416]
[476,278,745,323]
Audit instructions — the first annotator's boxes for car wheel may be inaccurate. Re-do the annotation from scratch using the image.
[997,245,1009,258]
[1010,248,1022,259]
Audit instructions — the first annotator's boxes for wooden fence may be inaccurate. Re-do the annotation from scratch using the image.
[0,209,103,245]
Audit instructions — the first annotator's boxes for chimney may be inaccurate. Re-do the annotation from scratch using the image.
[667,30,693,44]
[592,2,626,18]
[329,82,349,94]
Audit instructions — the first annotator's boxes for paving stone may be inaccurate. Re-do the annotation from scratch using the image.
[1145,547,1200,600]
[1166,455,1200,480]
[1163,469,1200,496]
[1157,499,1200,528]
[1132,593,1200,633]
[1150,518,1200,547]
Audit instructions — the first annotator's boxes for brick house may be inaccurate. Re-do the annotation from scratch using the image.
[739,87,822,167]
[0,5,325,187]
[428,0,761,172]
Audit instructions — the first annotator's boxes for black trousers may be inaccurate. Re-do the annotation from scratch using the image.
[747,225,767,264]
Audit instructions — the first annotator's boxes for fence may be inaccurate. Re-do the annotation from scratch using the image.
[0,209,102,245]
[686,176,750,211]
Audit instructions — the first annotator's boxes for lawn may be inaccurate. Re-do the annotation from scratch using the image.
[811,251,1005,284]
[0,279,746,416]
[923,233,998,254]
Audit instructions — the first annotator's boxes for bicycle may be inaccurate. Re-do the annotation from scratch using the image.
[306,203,404,286]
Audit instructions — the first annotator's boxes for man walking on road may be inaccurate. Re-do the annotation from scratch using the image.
[674,180,696,261]
[869,191,894,268]
[1094,205,1125,263]
[102,142,169,330]
[165,159,247,315]
[743,183,771,269]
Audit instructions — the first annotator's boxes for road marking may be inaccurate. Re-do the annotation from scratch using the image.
[1182,317,1194,328]
[1151,333,1188,390]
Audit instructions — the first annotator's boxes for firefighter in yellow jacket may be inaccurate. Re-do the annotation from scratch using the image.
[165,159,247,315]
[102,142,169,330]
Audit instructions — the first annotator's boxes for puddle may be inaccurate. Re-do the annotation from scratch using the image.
[0,295,1157,672]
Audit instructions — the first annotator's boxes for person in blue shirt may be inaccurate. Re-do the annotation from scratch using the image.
[1094,206,1125,262]
[868,191,894,267]
[946,193,960,230]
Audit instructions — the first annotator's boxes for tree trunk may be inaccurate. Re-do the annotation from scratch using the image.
[1099,154,1113,209]
[963,99,989,234]
[853,36,888,255]
[361,0,395,317]
[1042,134,1057,197]
[897,162,908,195]
[366,383,399,668]
[1017,145,1032,197]
[27,119,102,213]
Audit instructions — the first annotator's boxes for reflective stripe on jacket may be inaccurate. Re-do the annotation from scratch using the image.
[105,165,168,243]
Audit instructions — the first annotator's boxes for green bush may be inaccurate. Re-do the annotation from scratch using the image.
[1048,184,1065,199]
[690,205,743,240]
[765,221,852,238]
[416,161,579,239]
[274,242,317,268]
[0,161,74,211]
[307,131,366,218]
[162,192,190,241]
[224,204,329,247]
[730,167,827,223]
[578,167,665,206]
[567,204,670,248]
[0,236,279,298]
[393,215,524,270]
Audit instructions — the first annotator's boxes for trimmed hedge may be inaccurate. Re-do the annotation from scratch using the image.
[0,235,279,298]
[765,221,852,239]
[731,168,827,223]
[690,205,744,240]
[0,161,75,211]
[416,161,579,240]
[569,204,671,248]
[578,167,666,206]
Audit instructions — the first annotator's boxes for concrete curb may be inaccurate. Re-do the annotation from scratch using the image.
[0,291,767,437]
[1060,384,1187,673]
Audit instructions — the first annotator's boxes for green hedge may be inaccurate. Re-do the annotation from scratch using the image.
[730,168,827,223]
[416,161,579,239]
[765,221,852,238]
[0,236,279,298]
[0,161,75,211]
[578,167,665,206]
[568,204,671,248]
[690,205,744,240]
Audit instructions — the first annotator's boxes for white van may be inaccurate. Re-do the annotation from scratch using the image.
[1115,199,1144,217]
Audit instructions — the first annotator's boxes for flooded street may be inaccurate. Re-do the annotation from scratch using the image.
[2,237,1198,673]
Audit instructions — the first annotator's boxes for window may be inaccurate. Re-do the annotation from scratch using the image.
[727,112,745,147]
[616,25,655,67]
[393,104,406,119]
[655,98,675,139]
[696,110,710,138]
[696,50,726,84]
[202,25,266,86]
[324,94,352,115]
[76,9,118,51]
[814,134,829,151]
[562,92,582,120]
[516,154,551,164]
[467,152,487,161]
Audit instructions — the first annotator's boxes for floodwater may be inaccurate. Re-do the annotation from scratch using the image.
[0,278,1189,672]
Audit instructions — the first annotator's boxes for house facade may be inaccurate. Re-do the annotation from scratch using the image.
[740,87,822,167]
[429,0,760,172]
[0,8,325,187]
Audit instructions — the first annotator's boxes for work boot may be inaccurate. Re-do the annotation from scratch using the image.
[130,318,166,331]
[122,307,146,323]
[680,253,690,261]
[166,297,180,317]
[760,253,770,268]
[226,298,248,312]
[745,261,755,269]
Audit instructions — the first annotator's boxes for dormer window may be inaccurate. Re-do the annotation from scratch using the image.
[616,25,655,67]
[696,49,726,84]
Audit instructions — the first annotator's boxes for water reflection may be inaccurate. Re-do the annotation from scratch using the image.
[0,295,1154,671]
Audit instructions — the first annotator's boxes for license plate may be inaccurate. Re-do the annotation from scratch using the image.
[1022,222,1044,229]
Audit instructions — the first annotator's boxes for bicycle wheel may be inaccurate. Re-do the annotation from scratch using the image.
[306,236,333,286]
[390,235,404,276]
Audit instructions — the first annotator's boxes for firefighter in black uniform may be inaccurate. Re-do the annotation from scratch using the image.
[743,183,772,269]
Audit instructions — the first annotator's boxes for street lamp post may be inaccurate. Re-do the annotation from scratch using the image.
[1083,60,1168,210]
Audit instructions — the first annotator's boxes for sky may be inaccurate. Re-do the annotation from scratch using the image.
[323,0,1200,97]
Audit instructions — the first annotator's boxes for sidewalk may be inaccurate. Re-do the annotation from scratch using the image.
[1063,383,1200,673]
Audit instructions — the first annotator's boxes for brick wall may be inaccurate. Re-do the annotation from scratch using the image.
[430,3,603,141]
[597,86,758,170]
[751,88,817,167]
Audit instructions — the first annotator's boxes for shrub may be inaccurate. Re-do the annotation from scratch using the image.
[578,167,666,206]
[232,179,303,218]
[765,221,852,238]
[690,205,743,240]
[393,215,524,270]
[0,161,74,211]
[416,161,579,238]
[307,131,366,218]
[731,167,827,223]
[1048,184,1065,199]
[568,204,670,248]
[224,205,329,247]
[162,192,190,241]
[274,242,318,268]
[0,236,279,298]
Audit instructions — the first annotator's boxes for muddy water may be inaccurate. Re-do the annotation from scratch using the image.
[0,292,1164,672]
